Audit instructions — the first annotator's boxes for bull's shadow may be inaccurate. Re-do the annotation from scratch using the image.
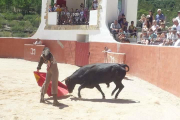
[124,77,133,81]
[70,97,139,104]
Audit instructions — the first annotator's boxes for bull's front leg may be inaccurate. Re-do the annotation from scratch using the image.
[95,85,105,99]
[78,83,86,98]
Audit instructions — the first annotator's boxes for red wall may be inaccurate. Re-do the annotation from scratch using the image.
[89,42,118,63]
[119,44,180,97]
[0,38,180,97]
[0,38,35,58]
[0,38,76,65]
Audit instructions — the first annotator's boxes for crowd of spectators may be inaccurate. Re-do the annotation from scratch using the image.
[138,9,180,46]
[48,0,98,25]
[110,9,180,46]
[110,13,137,43]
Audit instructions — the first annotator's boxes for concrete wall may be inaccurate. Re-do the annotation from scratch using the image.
[32,0,99,41]
[32,0,138,42]
[106,0,119,24]
[125,0,138,26]
[66,0,84,10]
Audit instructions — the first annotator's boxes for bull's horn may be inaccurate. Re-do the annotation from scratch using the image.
[61,79,66,82]
[61,77,68,82]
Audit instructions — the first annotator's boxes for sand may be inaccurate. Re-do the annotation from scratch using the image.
[0,58,180,120]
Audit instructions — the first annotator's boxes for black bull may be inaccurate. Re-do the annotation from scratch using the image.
[64,63,129,99]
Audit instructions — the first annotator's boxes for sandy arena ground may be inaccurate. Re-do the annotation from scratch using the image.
[0,58,180,120]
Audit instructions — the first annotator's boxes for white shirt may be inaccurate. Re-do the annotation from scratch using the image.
[34,41,42,45]
[151,25,159,32]
[170,33,178,42]
[172,24,180,34]
[176,16,180,24]
[110,23,121,29]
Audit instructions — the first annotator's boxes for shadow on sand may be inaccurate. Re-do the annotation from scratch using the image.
[124,77,134,81]
[70,97,139,104]
[45,100,69,109]
[43,95,72,109]
[45,95,72,101]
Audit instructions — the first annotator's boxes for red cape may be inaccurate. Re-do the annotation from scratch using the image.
[34,71,69,97]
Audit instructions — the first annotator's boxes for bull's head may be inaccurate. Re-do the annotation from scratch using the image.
[65,77,75,93]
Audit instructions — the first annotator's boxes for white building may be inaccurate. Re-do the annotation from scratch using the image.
[32,0,138,43]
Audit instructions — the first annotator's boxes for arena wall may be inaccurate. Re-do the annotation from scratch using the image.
[0,38,180,98]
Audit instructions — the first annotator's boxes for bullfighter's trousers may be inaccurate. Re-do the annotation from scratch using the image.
[41,63,59,95]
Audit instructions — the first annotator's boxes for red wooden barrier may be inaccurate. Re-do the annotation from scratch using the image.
[24,44,45,62]
[75,42,89,66]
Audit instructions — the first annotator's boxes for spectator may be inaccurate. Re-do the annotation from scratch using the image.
[163,27,174,46]
[110,20,121,39]
[92,0,98,10]
[156,9,165,25]
[118,14,125,27]
[84,8,89,24]
[118,29,126,42]
[176,11,180,24]
[148,29,157,44]
[61,4,66,11]
[128,21,137,38]
[159,22,168,34]
[151,20,159,32]
[153,32,165,45]
[55,5,62,12]
[172,18,180,36]
[139,30,149,45]
[121,18,128,32]
[66,9,71,24]
[33,38,42,45]
[80,8,84,24]
[104,47,111,52]
[103,47,111,63]
[146,15,151,29]
[74,9,80,24]
[48,5,53,12]
[53,3,57,12]
[139,14,146,28]
[60,9,66,24]
[149,10,154,26]
[80,3,84,9]
[170,27,179,45]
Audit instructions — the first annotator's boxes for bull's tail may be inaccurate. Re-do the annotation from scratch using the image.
[119,64,129,72]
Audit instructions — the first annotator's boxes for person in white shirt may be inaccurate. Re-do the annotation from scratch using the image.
[110,20,121,39]
[151,20,159,32]
[170,27,178,45]
[172,18,180,36]
[176,11,180,24]
[92,0,98,10]
[34,38,42,45]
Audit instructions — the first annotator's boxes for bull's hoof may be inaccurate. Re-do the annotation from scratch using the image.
[102,96,105,99]
[78,95,81,98]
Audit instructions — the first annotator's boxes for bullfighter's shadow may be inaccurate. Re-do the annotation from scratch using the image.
[45,95,72,101]
[70,97,139,104]
[44,95,71,109]
[45,100,69,109]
